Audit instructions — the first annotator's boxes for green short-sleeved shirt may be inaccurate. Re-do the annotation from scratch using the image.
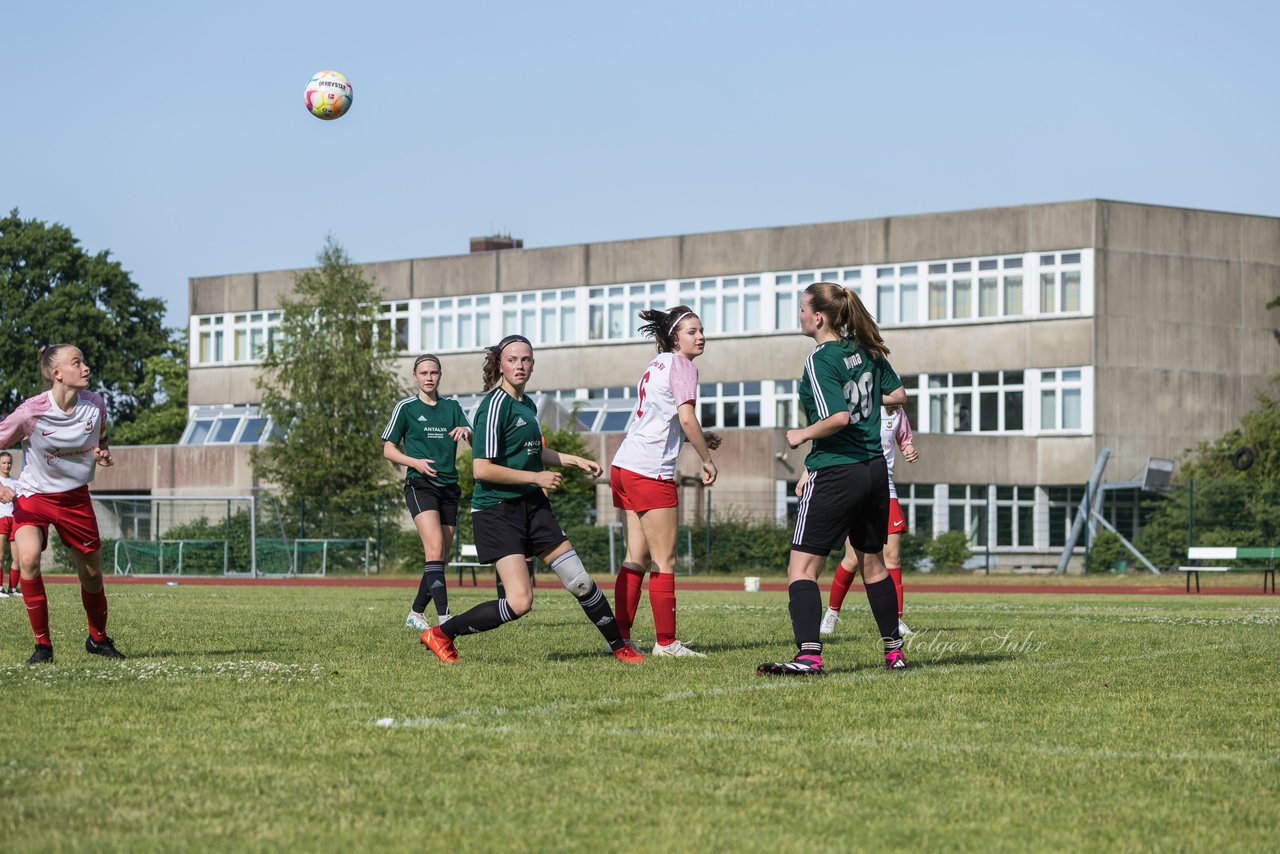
[471,388,543,510]
[381,395,471,486]
[798,339,902,469]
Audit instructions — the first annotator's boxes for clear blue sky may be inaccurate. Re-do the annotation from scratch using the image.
[7,0,1277,326]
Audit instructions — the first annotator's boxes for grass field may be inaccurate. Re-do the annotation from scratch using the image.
[2,581,1277,852]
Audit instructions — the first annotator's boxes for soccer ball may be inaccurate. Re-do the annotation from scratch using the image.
[304,70,353,120]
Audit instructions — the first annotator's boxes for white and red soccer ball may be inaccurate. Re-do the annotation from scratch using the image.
[304,70,353,121]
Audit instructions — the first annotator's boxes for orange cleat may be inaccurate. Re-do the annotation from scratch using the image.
[421,626,460,663]
[611,644,644,664]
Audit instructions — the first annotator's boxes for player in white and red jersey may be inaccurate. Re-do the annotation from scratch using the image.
[0,345,124,664]
[819,403,919,636]
[0,452,19,597]
[610,305,719,658]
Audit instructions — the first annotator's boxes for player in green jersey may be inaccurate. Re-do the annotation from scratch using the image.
[758,282,908,676]
[420,335,643,664]
[382,354,472,632]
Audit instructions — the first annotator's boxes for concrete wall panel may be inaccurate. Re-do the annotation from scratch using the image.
[497,245,586,292]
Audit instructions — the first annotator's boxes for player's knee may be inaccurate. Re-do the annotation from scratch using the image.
[549,550,593,598]
[505,591,533,615]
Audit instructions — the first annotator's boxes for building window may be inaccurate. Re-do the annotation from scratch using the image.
[947,484,989,547]
[899,483,934,538]
[995,486,1035,547]
[1046,486,1085,548]
[1039,368,1084,431]
[919,370,1027,434]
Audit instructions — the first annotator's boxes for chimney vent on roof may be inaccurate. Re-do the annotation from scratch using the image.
[470,233,523,253]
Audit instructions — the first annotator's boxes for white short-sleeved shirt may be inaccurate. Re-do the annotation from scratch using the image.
[0,476,18,518]
[881,407,915,499]
[0,391,109,497]
[611,353,699,481]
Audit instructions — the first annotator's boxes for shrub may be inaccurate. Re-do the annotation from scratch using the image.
[925,531,972,571]
[1086,530,1129,573]
[898,532,929,572]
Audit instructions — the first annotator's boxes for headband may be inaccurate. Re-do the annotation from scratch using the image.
[667,311,693,335]
[493,334,532,355]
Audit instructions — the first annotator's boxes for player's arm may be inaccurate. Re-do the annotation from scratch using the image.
[677,403,717,485]
[474,456,564,490]
[896,407,918,463]
[92,395,113,466]
[383,441,436,478]
[786,410,850,449]
[541,447,602,478]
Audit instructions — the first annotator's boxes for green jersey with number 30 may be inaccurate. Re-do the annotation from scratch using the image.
[798,339,902,470]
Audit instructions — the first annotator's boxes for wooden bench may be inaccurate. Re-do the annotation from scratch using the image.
[1179,547,1278,593]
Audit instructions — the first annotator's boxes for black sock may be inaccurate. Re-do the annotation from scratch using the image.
[442,599,521,639]
[788,579,823,659]
[576,581,624,651]
[411,562,433,614]
[423,562,448,617]
[865,576,903,649]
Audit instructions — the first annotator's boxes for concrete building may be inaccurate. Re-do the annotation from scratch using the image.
[95,199,1280,567]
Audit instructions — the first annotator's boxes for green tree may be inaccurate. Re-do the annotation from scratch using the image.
[110,332,189,445]
[1134,395,1280,567]
[250,237,401,526]
[0,209,174,430]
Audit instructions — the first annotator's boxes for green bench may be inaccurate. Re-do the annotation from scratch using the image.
[1179,547,1278,593]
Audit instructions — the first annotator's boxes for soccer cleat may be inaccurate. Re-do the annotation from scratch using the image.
[652,639,706,658]
[420,626,459,663]
[0,589,9,598]
[611,644,644,664]
[26,644,54,665]
[405,610,429,631]
[85,635,126,660]
[885,648,908,670]
[819,608,840,635]
[756,655,825,676]
[11,588,21,597]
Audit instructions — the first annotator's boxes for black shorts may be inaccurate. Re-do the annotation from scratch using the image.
[792,457,890,556]
[404,479,461,527]
[471,491,567,565]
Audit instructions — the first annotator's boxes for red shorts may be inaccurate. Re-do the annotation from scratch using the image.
[887,497,906,535]
[0,517,11,538]
[611,466,678,512]
[12,485,101,554]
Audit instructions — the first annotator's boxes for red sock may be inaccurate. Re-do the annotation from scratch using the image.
[828,563,857,612]
[613,564,645,639]
[8,567,16,590]
[81,586,109,642]
[23,575,51,646]
[649,572,676,646]
[887,566,903,618]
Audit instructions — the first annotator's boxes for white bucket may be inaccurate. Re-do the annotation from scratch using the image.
[743,576,761,593]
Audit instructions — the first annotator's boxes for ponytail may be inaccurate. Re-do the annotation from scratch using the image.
[804,283,889,359]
